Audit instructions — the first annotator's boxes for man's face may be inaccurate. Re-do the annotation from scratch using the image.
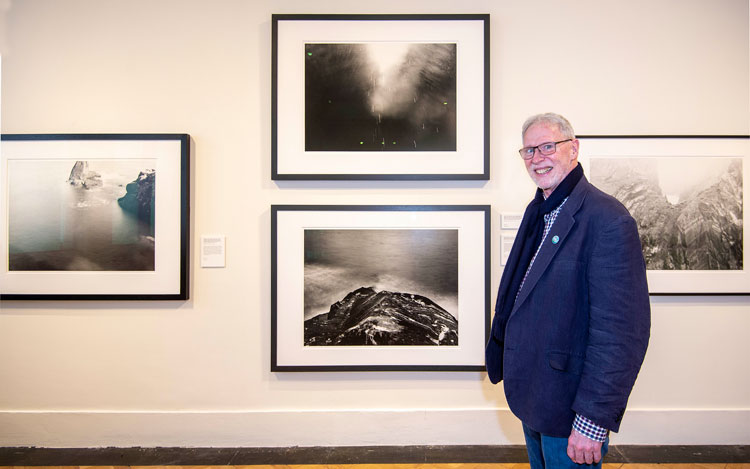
[522,123,579,198]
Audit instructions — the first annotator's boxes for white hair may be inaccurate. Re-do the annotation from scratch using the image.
[522,113,576,140]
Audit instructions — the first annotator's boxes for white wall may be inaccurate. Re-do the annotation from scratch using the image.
[0,0,748,447]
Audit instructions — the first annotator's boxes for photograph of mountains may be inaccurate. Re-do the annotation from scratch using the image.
[590,156,743,270]
[304,229,458,346]
[305,42,456,152]
[8,159,156,271]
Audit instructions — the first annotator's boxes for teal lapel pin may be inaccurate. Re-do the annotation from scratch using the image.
[551,235,560,244]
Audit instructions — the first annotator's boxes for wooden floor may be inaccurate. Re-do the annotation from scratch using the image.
[3,464,749,468]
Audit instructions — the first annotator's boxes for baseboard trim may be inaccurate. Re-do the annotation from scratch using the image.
[3,409,748,446]
[0,445,748,465]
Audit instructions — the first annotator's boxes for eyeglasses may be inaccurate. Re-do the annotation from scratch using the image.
[518,139,573,160]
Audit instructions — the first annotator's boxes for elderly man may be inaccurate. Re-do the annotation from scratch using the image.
[486,113,650,468]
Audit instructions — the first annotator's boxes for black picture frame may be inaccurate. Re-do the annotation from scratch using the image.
[578,134,749,295]
[0,133,190,300]
[271,14,490,180]
[271,205,491,371]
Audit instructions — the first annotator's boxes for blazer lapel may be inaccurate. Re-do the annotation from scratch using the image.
[511,178,589,314]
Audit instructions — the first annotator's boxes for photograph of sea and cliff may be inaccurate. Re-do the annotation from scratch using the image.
[303,228,458,346]
[8,158,156,271]
[590,156,743,270]
[305,42,456,152]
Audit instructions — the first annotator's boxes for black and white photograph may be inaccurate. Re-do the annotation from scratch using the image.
[578,135,749,294]
[305,43,456,152]
[8,158,156,271]
[0,134,190,300]
[272,14,489,179]
[590,156,742,271]
[271,205,490,371]
[303,229,458,346]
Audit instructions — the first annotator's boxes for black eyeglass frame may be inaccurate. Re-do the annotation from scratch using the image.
[518,138,573,160]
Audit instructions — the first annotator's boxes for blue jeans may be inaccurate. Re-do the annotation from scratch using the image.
[522,423,609,469]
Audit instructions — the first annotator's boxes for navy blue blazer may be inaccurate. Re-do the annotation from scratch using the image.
[486,175,650,437]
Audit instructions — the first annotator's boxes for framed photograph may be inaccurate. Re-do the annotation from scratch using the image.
[0,134,190,300]
[271,205,490,371]
[271,14,490,180]
[578,135,749,295]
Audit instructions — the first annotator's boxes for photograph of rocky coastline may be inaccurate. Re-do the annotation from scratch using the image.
[304,228,458,346]
[305,42,456,152]
[8,159,156,271]
[590,156,743,270]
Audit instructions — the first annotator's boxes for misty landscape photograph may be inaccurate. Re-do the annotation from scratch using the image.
[304,229,458,346]
[305,42,456,152]
[8,158,156,271]
[590,156,743,270]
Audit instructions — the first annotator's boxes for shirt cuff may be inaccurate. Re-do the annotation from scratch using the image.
[573,414,608,442]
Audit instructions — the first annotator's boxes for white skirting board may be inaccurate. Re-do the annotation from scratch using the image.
[0,408,748,447]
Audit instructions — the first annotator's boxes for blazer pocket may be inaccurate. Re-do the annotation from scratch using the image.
[548,351,569,371]
[547,351,584,374]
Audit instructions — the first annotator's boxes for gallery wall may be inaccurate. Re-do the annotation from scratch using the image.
[0,0,749,447]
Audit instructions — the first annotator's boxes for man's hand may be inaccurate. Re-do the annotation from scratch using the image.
[567,428,603,465]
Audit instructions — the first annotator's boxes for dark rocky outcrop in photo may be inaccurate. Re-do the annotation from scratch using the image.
[593,159,742,270]
[68,161,102,189]
[304,286,458,346]
[117,169,155,231]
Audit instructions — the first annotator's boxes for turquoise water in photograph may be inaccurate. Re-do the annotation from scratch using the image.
[8,158,156,271]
